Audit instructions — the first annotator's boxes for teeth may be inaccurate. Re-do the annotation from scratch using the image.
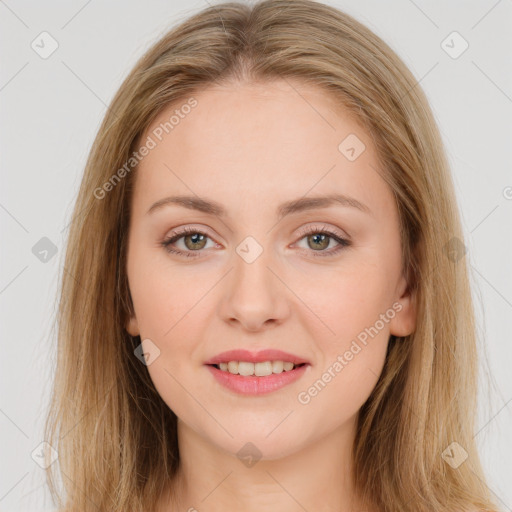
[217,360,300,376]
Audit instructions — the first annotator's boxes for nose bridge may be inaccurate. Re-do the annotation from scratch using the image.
[232,236,277,300]
[218,235,289,330]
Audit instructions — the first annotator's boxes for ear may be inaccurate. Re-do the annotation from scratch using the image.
[389,274,416,337]
[126,314,140,337]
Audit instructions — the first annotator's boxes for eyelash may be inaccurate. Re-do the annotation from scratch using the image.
[160,225,351,259]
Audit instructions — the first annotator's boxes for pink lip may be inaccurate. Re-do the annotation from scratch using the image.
[204,349,310,365]
[206,363,310,395]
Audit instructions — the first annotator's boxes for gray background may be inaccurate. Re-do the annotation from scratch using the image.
[1,1,511,510]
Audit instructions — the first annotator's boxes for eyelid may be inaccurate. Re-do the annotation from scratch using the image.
[163,224,218,243]
[295,223,349,241]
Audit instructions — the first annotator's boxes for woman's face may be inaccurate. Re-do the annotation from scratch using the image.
[125,79,415,459]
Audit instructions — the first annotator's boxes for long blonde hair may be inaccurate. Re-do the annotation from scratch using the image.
[44,1,499,510]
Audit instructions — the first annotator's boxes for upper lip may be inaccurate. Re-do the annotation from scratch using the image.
[204,349,310,365]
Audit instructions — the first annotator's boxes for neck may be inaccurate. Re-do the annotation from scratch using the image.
[159,415,374,512]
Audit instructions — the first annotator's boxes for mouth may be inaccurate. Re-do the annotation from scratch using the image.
[205,361,311,395]
[206,361,308,376]
[204,348,311,368]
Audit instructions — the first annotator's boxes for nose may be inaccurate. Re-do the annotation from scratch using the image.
[218,246,290,332]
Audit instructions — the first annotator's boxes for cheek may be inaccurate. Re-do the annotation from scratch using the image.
[126,246,217,382]
[287,251,397,408]
[295,346,385,434]
[128,260,210,415]
[289,254,399,343]
[127,241,207,340]
[294,265,394,423]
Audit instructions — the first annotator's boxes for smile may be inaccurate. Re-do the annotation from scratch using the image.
[205,362,310,395]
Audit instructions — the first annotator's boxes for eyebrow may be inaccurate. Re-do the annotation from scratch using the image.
[146,193,372,219]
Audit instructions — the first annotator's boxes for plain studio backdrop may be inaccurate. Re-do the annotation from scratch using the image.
[0,1,511,510]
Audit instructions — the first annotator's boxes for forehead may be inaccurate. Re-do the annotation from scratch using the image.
[132,79,389,218]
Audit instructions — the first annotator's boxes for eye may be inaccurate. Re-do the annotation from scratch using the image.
[161,224,351,259]
[161,226,217,258]
[294,224,351,258]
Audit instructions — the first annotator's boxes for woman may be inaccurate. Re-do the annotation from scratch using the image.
[44,1,499,510]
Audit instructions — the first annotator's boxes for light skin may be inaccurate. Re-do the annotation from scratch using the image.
[125,78,416,512]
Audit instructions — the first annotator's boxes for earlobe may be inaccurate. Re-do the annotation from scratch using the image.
[389,278,417,338]
[126,315,140,337]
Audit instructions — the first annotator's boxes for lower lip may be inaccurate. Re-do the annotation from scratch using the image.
[205,364,310,395]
